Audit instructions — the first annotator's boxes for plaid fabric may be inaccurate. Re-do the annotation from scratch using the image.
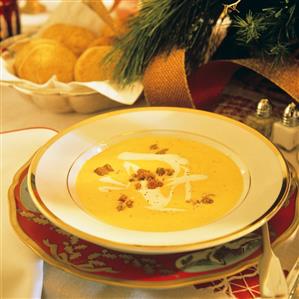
[214,69,291,123]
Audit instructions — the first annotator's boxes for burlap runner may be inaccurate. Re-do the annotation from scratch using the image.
[143,50,299,108]
[143,50,194,108]
[233,59,299,103]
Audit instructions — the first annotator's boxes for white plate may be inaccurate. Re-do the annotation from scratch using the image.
[28,107,291,254]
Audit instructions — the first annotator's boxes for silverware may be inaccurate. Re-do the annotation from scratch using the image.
[287,257,299,299]
[259,222,288,297]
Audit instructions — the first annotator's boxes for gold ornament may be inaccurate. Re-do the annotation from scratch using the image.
[21,0,46,14]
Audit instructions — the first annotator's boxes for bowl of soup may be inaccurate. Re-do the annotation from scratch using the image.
[28,107,291,254]
[71,131,248,232]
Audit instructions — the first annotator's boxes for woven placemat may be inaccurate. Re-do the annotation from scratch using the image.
[214,69,290,122]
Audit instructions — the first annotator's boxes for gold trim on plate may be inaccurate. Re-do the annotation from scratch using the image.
[9,160,299,289]
[27,107,291,254]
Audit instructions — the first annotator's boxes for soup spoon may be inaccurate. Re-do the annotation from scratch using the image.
[258,222,288,297]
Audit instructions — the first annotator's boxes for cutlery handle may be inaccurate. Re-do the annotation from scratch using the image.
[287,258,299,299]
[262,222,272,253]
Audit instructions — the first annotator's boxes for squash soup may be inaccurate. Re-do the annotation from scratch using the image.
[75,135,244,232]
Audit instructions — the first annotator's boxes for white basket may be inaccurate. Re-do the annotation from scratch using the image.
[0,32,142,114]
[12,85,124,114]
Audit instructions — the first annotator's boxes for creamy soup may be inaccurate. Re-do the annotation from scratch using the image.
[75,135,244,232]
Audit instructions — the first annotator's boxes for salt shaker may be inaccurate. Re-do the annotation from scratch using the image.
[271,103,299,151]
[245,98,274,138]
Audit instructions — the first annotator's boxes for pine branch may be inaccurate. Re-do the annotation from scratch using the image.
[107,0,298,85]
[232,0,299,62]
[107,0,226,85]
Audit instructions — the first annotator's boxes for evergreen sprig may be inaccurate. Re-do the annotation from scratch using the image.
[108,0,299,85]
[232,0,299,62]
[107,0,226,85]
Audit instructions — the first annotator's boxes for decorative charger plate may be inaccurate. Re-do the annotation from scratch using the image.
[28,107,291,254]
[9,162,299,289]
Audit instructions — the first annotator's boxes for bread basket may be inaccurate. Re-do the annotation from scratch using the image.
[0,1,142,114]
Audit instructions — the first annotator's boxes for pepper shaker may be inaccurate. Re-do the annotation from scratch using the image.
[245,98,275,138]
[271,103,299,151]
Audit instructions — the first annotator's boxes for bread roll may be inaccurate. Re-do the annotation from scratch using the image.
[14,38,77,83]
[75,46,117,82]
[42,24,96,56]
[88,36,115,48]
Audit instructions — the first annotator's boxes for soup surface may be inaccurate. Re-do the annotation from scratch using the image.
[75,135,244,232]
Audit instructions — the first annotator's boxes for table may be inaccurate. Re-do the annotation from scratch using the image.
[1,87,98,131]
[1,85,299,298]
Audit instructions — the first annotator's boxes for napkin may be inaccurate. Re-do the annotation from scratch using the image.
[1,128,56,299]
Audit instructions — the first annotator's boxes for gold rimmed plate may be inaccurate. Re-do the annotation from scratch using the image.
[28,107,291,254]
[9,161,299,289]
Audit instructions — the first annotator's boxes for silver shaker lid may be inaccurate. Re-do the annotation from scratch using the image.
[256,98,272,118]
[282,103,298,127]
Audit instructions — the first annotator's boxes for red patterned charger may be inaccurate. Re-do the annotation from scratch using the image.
[8,161,298,289]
